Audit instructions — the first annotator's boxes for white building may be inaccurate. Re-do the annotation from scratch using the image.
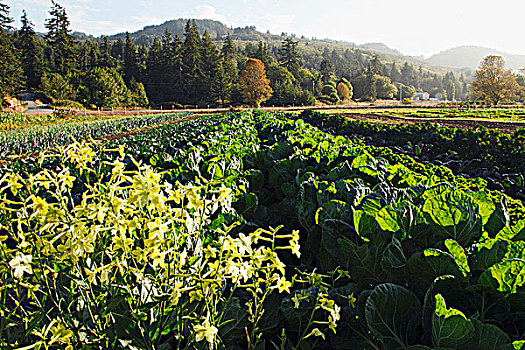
[413,92,430,101]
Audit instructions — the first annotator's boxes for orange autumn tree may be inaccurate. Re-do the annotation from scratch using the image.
[239,58,273,107]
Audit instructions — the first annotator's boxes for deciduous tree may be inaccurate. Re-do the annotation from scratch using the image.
[239,58,272,107]
[336,82,350,100]
[471,55,519,105]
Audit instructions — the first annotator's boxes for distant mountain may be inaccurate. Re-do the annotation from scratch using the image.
[426,45,525,71]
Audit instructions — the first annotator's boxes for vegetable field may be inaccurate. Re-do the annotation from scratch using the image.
[1,111,525,349]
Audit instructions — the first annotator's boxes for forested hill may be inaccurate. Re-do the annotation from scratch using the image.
[82,18,439,73]
[426,45,525,71]
[105,19,231,44]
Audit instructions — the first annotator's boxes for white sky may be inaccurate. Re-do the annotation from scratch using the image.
[5,0,525,58]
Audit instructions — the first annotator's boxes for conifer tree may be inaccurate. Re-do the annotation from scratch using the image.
[168,34,184,102]
[100,36,114,68]
[17,10,44,90]
[145,36,164,103]
[279,38,301,77]
[255,41,270,66]
[44,1,76,75]
[221,34,238,89]
[182,20,204,104]
[200,31,220,103]
[319,59,333,84]
[211,60,229,104]
[123,32,139,83]
[0,1,23,99]
[390,62,401,83]
[111,38,124,62]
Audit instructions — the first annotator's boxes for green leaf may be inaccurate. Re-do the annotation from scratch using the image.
[467,191,496,226]
[353,210,380,243]
[376,205,400,232]
[471,238,510,272]
[381,236,407,270]
[444,239,470,274]
[512,340,525,350]
[376,201,424,238]
[422,190,482,247]
[365,283,422,350]
[351,152,376,169]
[467,319,511,350]
[422,276,463,341]
[432,294,474,348]
[496,221,525,241]
[406,247,469,289]
[484,196,510,237]
[478,259,525,295]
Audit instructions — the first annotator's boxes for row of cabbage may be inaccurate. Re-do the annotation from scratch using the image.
[110,111,525,349]
[299,109,525,201]
[1,111,525,349]
[0,112,192,159]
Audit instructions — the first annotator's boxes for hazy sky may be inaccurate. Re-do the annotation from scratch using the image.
[5,0,525,58]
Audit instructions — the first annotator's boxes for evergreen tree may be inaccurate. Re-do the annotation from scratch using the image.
[200,31,220,103]
[182,20,204,104]
[279,38,301,77]
[221,34,238,90]
[123,32,139,83]
[167,34,184,102]
[100,37,114,68]
[88,41,99,69]
[145,36,164,103]
[255,41,270,66]
[390,62,401,82]
[319,59,333,84]
[79,41,90,71]
[367,56,383,75]
[222,34,236,58]
[0,1,23,99]
[111,38,124,62]
[44,1,76,75]
[211,60,229,104]
[0,1,12,30]
[17,10,44,90]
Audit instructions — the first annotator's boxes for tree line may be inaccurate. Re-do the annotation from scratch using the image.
[2,1,513,109]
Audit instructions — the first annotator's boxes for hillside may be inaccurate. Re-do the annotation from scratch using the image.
[426,45,525,71]
[90,19,450,74]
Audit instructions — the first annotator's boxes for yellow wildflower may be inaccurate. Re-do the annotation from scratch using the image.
[194,319,218,344]
[9,252,33,279]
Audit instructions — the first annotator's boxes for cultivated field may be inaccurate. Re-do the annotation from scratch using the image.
[1,110,524,349]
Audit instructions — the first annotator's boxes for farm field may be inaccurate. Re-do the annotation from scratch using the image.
[300,110,525,200]
[1,111,525,349]
[326,108,525,122]
[0,112,195,160]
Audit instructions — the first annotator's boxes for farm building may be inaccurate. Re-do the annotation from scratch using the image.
[414,92,430,101]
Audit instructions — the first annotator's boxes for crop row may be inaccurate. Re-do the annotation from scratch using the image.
[0,112,192,159]
[1,111,525,349]
[375,108,525,120]
[298,110,525,200]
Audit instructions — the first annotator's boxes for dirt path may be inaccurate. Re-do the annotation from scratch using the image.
[339,112,525,133]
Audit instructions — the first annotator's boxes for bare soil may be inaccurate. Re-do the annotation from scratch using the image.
[339,113,525,133]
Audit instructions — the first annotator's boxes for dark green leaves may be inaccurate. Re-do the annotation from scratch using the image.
[365,284,422,350]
